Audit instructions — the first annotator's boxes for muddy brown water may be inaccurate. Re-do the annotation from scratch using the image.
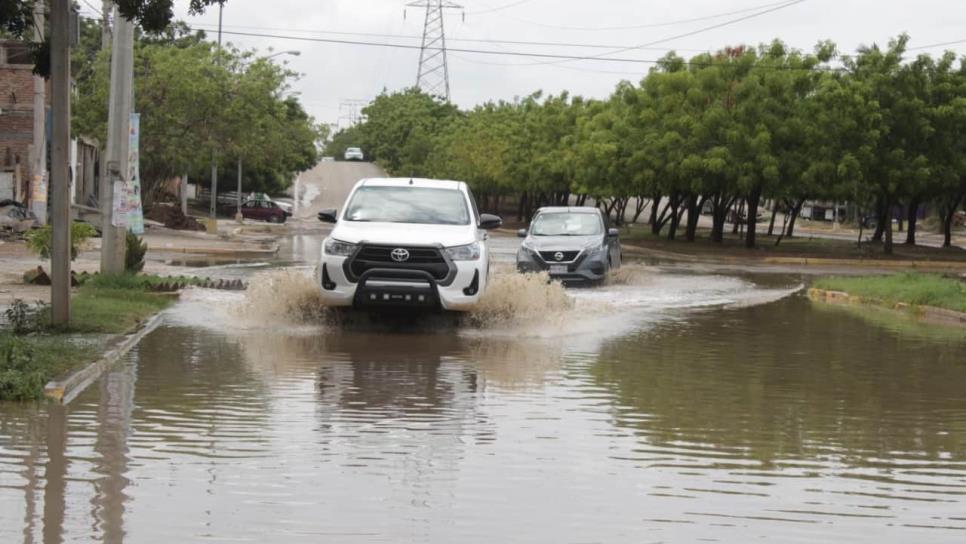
[1,270,965,543]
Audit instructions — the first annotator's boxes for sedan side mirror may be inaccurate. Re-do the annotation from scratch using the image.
[318,208,338,223]
[479,213,502,230]
[607,227,620,237]
[516,228,527,238]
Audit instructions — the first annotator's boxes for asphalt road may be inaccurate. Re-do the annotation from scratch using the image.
[294,160,385,221]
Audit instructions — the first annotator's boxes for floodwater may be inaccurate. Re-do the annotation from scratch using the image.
[2,255,966,543]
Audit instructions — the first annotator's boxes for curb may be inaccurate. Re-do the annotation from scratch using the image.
[153,245,279,256]
[43,312,166,405]
[807,288,966,327]
[620,242,966,269]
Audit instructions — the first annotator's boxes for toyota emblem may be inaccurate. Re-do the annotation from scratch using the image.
[554,251,564,261]
[390,248,410,262]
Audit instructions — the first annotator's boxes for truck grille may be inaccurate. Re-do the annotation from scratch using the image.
[347,244,451,281]
[538,250,580,263]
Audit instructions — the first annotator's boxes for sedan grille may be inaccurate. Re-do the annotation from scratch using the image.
[538,250,580,263]
[348,244,451,281]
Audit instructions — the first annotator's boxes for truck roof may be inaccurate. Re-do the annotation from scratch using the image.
[358,178,465,191]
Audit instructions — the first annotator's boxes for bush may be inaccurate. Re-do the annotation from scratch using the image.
[3,299,48,335]
[24,222,98,260]
[125,232,147,273]
[0,333,91,401]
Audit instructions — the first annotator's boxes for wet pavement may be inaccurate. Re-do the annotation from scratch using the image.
[2,230,966,543]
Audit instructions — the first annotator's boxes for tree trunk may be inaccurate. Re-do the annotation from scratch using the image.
[685,195,704,242]
[767,200,778,236]
[941,194,964,248]
[745,187,761,248]
[784,198,805,239]
[632,196,648,223]
[731,199,744,235]
[872,198,887,242]
[652,198,672,236]
[905,198,920,245]
[649,194,662,229]
[709,194,733,243]
[666,193,682,240]
[517,191,528,221]
[884,197,894,255]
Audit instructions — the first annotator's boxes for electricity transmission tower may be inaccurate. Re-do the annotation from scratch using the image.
[406,0,462,100]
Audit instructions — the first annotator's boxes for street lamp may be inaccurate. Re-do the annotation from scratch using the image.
[264,50,301,60]
[234,50,301,222]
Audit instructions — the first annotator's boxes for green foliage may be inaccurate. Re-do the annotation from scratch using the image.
[73,36,322,201]
[24,223,98,261]
[3,299,48,335]
[814,273,966,313]
[125,232,148,273]
[342,37,966,253]
[0,333,94,401]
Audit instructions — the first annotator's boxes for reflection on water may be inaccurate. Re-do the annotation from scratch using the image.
[1,286,965,542]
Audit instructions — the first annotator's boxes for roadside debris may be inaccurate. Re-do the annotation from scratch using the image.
[145,204,206,231]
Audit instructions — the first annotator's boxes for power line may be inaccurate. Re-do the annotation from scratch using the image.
[189,22,707,52]
[501,0,798,31]
[468,0,537,15]
[191,26,837,72]
[908,38,966,51]
[513,0,808,67]
[79,0,101,16]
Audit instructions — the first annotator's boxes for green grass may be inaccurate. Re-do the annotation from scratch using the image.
[1,274,178,401]
[814,272,966,313]
[66,283,175,334]
[619,224,966,261]
[0,333,95,401]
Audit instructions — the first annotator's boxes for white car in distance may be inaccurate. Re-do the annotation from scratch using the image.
[316,178,502,312]
[343,147,364,161]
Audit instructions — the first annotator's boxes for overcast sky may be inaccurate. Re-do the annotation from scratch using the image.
[154,0,965,129]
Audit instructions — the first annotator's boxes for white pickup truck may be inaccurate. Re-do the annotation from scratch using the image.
[315,177,502,311]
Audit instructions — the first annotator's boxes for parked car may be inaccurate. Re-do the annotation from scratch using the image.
[238,199,290,223]
[344,147,364,161]
[516,206,621,284]
[315,177,501,311]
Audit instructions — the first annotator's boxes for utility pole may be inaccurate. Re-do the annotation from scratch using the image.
[49,0,70,324]
[100,5,134,274]
[235,158,242,221]
[406,0,462,100]
[209,1,224,225]
[30,0,46,226]
[100,0,111,49]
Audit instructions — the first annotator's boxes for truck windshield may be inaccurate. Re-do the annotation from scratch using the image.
[531,212,602,236]
[344,186,471,225]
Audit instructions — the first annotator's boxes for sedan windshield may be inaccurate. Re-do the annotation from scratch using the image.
[344,186,470,225]
[531,212,602,236]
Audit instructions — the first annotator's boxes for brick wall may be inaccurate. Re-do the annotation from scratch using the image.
[0,43,42,191]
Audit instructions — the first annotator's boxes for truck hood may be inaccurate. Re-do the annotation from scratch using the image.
[523,234,603,250]
[330,221,477,247]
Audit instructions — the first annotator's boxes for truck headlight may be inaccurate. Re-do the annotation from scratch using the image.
[324,238,357,256]
[444,242,481,261]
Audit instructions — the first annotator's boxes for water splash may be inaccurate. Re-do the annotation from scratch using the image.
[462,266,576,328]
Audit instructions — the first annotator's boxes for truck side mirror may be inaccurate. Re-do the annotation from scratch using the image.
[607,228,620,237]
[517,228,527,238]
[479,213,502,230]
[317,208,338,223]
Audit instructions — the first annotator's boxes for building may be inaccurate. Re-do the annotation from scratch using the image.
[0,39,42,204]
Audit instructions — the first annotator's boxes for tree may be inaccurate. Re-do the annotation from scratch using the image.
[2,0,224,76]
[73,39,321,201]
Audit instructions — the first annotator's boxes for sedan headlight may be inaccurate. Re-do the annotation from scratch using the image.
[584,242,607,257]
[444,242,481,261]
[324,238,357,256]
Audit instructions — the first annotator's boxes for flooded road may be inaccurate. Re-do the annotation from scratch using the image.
[3,246,966,542]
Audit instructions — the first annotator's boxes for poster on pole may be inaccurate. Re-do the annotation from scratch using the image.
[125,112,144,234]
